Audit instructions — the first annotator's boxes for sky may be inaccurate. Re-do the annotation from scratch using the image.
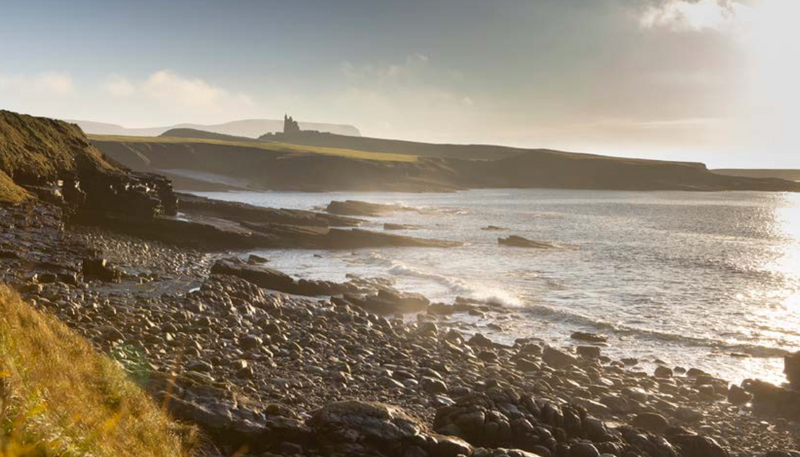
[0,0,797,168]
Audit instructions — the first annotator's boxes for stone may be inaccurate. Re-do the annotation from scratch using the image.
[632,413,669,434]
[469,333,494,348]
[571,442,601,457]
[422,377,448,395]
[431,434,473,457]
[542,346,578,368]
[668,434,729,457]
[309,401,425,451]
[247,254,269,264]
[576,346,601,358]
[785,351,800,389]
[654,366,673,378]
[571,332,608,343]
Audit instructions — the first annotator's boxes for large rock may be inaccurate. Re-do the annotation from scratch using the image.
[326,200,411,217]
[178,192,361,227]
[164,394,310,451]
[668,434,729,457]
[309,401,426,455]
[542,346,578,368]
[211,258,295,291]
[343,290,430,314]
[785,351,800,389]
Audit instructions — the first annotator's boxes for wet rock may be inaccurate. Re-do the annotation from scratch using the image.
[785,351,800,390]
[654,366,673,379]
[498,236,555,249]
[247,254,269,264]
[542,346,578,368]
[384,223,416,231]
[326,200,411,217]
[469,333,494,348]
[570,332,607,343]
[576,346,601,359]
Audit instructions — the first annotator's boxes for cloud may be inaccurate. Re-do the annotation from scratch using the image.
[142,70,253,108]
[638,0,752,31]
[101,70,253,109]
[0,71,75,96]
[102,75,135,98]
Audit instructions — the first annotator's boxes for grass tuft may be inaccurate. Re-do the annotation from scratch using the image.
[0,286,195,457]
[0,171,30,204]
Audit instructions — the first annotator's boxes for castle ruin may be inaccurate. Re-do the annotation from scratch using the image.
[283,114,301,134]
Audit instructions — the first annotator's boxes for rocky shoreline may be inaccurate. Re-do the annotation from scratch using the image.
[3,198,800,457]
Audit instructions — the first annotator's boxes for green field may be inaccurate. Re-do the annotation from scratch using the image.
[89,134,419,163]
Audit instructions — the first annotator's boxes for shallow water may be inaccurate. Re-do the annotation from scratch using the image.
[193,188,800,385]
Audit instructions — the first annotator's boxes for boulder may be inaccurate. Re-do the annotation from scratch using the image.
[668,434,729,457]
[211,257,294,291]
[344,290,430,314]
[632,413,669,434]
[785,351,800,389]
[82,258,122,283]
[570,332,607,343]
[309,401,426,455]
[542,346,578,368]
[326,200,410,217]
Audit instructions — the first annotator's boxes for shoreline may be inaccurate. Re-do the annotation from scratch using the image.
[2,199,800,456]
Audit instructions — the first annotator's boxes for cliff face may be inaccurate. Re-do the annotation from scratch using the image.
[0,110,176,216]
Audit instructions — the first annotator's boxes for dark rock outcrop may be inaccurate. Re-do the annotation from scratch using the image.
[326,200,413,217]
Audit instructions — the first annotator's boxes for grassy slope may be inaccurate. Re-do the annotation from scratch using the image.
[0,286,194,457]
[88,134,418,163]
[0,110,122,203]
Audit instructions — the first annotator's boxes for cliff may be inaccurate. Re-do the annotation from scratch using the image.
[0,110,177,216]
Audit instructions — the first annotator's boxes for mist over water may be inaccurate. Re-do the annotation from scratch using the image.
[195,188,800,385]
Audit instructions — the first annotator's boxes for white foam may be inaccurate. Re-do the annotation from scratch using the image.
[386,260,523,307]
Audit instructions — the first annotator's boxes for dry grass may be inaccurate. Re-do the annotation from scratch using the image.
[0,286,195,457]
[89,134,419,163]
[0,172,30,205]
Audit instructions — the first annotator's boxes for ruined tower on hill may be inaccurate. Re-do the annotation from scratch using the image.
[283,114,301,134]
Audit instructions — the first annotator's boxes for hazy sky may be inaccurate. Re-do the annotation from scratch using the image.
[0,0,797,167]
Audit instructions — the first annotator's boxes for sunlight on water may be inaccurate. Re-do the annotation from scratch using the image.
[196,189,800,385]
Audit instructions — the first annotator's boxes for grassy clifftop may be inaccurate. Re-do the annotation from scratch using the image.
[0,110,121,203]
[0,286,195,456]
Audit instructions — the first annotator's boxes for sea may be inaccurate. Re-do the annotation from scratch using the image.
[191,188,800,385]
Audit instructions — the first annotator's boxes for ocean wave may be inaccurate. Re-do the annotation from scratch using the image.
[382,259,523,308]
[521,302,793,358]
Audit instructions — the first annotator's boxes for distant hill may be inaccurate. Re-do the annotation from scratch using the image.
[89,132,800,194]
[714,169,800,181]
[160,128,254,142]
[69,119,361,138]
[260,131,710,167]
